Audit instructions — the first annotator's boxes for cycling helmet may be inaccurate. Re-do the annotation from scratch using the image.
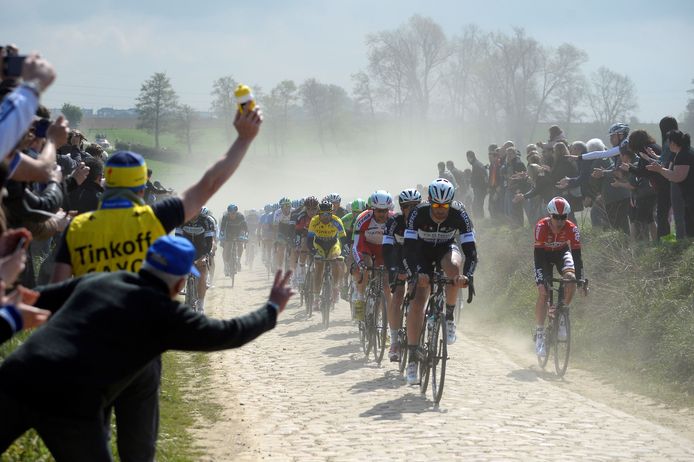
[291,199,299,208]
[201,206,210,216]
[319,200,332,212]
[279,197,291,206]
[428,178,455,204]
[304,196,319,209]
[351,198,366,212]
[370,190,393,210]
[608,123,629,137]
[299,198,305,207]
[264,204,272,213]
[227,204,238,213]
[272,203,280,211]
[325,193,341,203]
[547,196,571,216]
[398,188,422,204]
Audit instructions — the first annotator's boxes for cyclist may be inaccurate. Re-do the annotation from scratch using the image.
[258,204,275,269]
[403,178,477,385]
[307,200,348,308]
[175,207,216,311]
[340,198,367,301]
[294,196,320,287]
[219,204,248,276]
[352,190,393,321]
[325,193,347,218]
[201,206,218,283]
[273,197,295,273]
[533,196,584,357]
[383,188,422,361]
[245,208,261,269]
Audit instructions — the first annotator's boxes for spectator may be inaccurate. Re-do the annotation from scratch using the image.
[437,161,458,190]
[446,160,468,202]
[613,142,657,241]
[659,116,685,238]
[626,129,668,239]
[549,143,581,222]
[487,145,503,218]
[49,107,262,461]
[466,150,488,218]
[646,130,694,237]
[537,125,566,168]
[67,156,104,214]
[504,146,528,226]
[0,236,293,460]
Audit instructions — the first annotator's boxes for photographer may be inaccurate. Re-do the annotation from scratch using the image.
[1,47,60,183]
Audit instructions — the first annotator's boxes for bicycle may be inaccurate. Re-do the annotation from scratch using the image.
[184,256,209,313]
[245,238,255,270]
[536,277,588,377]
[394,279,414,375]
[302,255,315,317]
[413,269,461,405]
[225,239,241,288]
[358,265,388,364]
[314,256,336,329]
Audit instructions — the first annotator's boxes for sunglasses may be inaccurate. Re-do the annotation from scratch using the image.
[551,214,567,220]
[431,203,450,209]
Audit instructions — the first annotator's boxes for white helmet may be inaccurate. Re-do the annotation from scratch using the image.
[428,178,455,204]
[325,193,341,203]
[398,188,422,204]
[370,190,393,210]
[547,196,571,216]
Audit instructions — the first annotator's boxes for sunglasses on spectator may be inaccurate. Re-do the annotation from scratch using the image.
[551,214,567,220]
[431,203,450,209]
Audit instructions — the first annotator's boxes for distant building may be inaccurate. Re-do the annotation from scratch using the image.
[96,107,138,118]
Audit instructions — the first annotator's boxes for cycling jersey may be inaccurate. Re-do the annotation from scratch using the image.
[219,212,248,241]
[176,214,216,260]
[273,208,295,242]
[533,217,584,284]
[341,212,357,242]
[245,212,260,239]
[403,201,477,277]
[352,210,391,266]
[383,213,406,271]
[307,214,347,258]
[259,212,274,239]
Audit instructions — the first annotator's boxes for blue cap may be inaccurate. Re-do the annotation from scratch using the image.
[145,236,200,277]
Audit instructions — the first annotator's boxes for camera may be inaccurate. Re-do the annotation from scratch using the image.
[33,118,51,138]
[2,55,26,78]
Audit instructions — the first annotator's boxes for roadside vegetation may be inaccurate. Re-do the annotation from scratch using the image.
[469,219,694,404]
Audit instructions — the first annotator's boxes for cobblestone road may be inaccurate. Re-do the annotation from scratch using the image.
[191,266,694,461]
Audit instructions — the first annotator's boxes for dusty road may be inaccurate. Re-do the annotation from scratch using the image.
[189,261,694,461]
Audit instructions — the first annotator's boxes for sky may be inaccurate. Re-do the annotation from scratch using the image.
[2,0,693,122]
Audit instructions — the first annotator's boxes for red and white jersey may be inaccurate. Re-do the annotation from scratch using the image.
[534,217,581,251]
[352,209,392,264]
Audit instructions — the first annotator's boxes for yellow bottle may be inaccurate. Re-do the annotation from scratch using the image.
[234,84,256,114]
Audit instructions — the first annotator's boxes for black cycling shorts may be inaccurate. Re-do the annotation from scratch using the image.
[417,243,461,275]
[535,249,574,285]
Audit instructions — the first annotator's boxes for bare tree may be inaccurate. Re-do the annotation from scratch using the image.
[262,80,298,157]
[531,43,588,131]
[300,78,329,154]
[176,104,196,155]
[440,24,484,122]
[366,14,450,119]
[210,75,238,142]
[684,77,694,134]
[587,66,638,126]
[136,72,179,151]
[550,74,588,124]
[351,71,376,117]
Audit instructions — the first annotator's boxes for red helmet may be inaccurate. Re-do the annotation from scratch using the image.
[547,196,571,216]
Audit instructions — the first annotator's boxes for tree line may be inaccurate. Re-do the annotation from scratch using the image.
[127,15,694,157]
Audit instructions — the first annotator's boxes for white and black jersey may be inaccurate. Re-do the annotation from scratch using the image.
[403,201,478,277]
[382,213,407,272]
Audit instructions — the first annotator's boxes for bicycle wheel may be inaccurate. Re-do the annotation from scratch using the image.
[418,322,430,395]
[398,300,409,374]
[321,267,331,329]
[372,292,387,364]
[184,275,194,307]
[554,309,571,377]
[537,319,552,369]
[304,265,313,317]
[430,315,448,404]
[359,320,368,356]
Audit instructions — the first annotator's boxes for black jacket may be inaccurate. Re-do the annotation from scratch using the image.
[0,270,278,418]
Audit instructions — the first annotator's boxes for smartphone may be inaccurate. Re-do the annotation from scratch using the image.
[14,237,27,253]
[2,55,26,78]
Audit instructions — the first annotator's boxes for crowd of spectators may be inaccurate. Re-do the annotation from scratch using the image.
[452,122,694,241]
[0,45,291,461]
